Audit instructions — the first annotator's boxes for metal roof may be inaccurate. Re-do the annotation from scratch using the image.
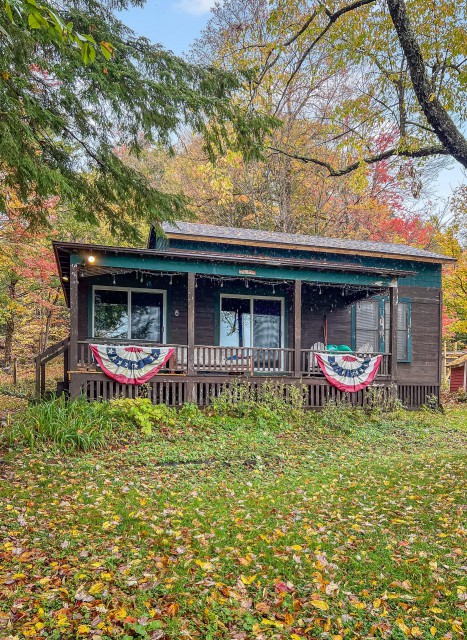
[161,222,454,263]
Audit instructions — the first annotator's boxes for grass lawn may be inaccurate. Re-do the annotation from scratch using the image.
[0,404,466,639]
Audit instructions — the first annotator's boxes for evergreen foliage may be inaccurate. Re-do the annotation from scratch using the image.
[0,0,276,238]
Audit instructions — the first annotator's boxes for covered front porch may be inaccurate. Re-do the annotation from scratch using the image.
[36,240,412,407]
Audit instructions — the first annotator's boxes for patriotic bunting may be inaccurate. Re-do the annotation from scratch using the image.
[315,353,382,393]
[90,344,174,384]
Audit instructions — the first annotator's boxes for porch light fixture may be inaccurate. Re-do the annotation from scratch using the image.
[87,255,96,264]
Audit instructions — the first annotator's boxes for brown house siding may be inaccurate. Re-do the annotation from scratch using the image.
[398,285,441,386]
[76,276,441,387]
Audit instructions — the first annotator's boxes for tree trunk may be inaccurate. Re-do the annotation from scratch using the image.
[386,0,467,168]
[4,278,18,366]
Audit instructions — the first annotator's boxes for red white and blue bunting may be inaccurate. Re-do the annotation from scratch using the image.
[90,344,174,385]
[315,353,382,393]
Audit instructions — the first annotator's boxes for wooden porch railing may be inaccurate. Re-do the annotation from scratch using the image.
[75,341,388,378]
[76,340,187,373]
[300,349,390,378]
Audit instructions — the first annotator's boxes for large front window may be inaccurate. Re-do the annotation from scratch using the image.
[220,296,282,348]
[93,288,165,341]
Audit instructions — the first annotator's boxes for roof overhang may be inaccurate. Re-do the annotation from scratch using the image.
[54,241,415,304]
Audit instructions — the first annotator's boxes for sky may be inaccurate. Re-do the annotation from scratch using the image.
[119,0,465,207]
[119,0,215,56]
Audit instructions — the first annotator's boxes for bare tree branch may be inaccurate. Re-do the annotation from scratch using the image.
[272,0,377,115]
[268,144,449,176]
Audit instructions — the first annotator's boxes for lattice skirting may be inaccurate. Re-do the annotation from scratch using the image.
[70,373,439,410]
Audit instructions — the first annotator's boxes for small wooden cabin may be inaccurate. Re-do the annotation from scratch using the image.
[36,222,453,409]
[448,354,467,393]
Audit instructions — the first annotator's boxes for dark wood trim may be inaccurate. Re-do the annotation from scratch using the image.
[69,263,79,371]
[389,285,398,388]
[438,289,443,386]
[294,280,302,377]
[187,272,195,381]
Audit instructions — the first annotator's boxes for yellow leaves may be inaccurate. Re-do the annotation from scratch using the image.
[290,544,303,551]
[410,627,423,637]
[113,607,127,621]
[88,581,104,595]
[56,612,70,628]
[430,627,437,636]
[452,622,463,634]
[100,572,113,581]
[261,618,283,628]
[195,559,213,571]
[373,598,382,608]
[310,599,329,611]
[78,624,91,634]
[240,574,257,585]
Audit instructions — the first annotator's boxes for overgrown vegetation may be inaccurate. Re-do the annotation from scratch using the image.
[0,381,461,455]
[0,394,466,639]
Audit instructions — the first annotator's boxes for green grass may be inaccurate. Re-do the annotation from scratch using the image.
[0,403,466,639]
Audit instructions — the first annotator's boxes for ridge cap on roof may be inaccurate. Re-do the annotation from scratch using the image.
[160,221,453,262]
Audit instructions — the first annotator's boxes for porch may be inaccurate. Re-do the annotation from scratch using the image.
[35,232,445,409]
[37,259,407,407]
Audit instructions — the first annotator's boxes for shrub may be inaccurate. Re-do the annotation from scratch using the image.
[1,396,135,452]
[453,388,467,403]
[109,397,175,434]
[316,400,364,434]
[209,379,304,427]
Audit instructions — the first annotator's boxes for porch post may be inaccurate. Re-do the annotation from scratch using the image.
[69,262,79,372]
[187,271,195,376]
[389,283,398,396]
[68,262,80,400]
[294,279,302,378]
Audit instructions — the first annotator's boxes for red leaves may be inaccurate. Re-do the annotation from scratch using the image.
[274,580,294,593]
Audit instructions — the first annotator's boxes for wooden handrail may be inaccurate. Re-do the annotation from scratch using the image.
[35,336,70,399]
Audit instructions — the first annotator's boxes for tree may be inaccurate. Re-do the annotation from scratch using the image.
[208,0,466,175]
[0,0,275,240]
[187,0,440,238]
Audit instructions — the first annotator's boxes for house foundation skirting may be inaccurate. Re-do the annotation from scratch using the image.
[69,372,439,410]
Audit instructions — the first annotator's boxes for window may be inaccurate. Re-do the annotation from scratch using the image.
[93,288,165,341]
[220,296,283,348]
[354,298,411,362]
[384,301,410,362]
[355,300,381,353]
